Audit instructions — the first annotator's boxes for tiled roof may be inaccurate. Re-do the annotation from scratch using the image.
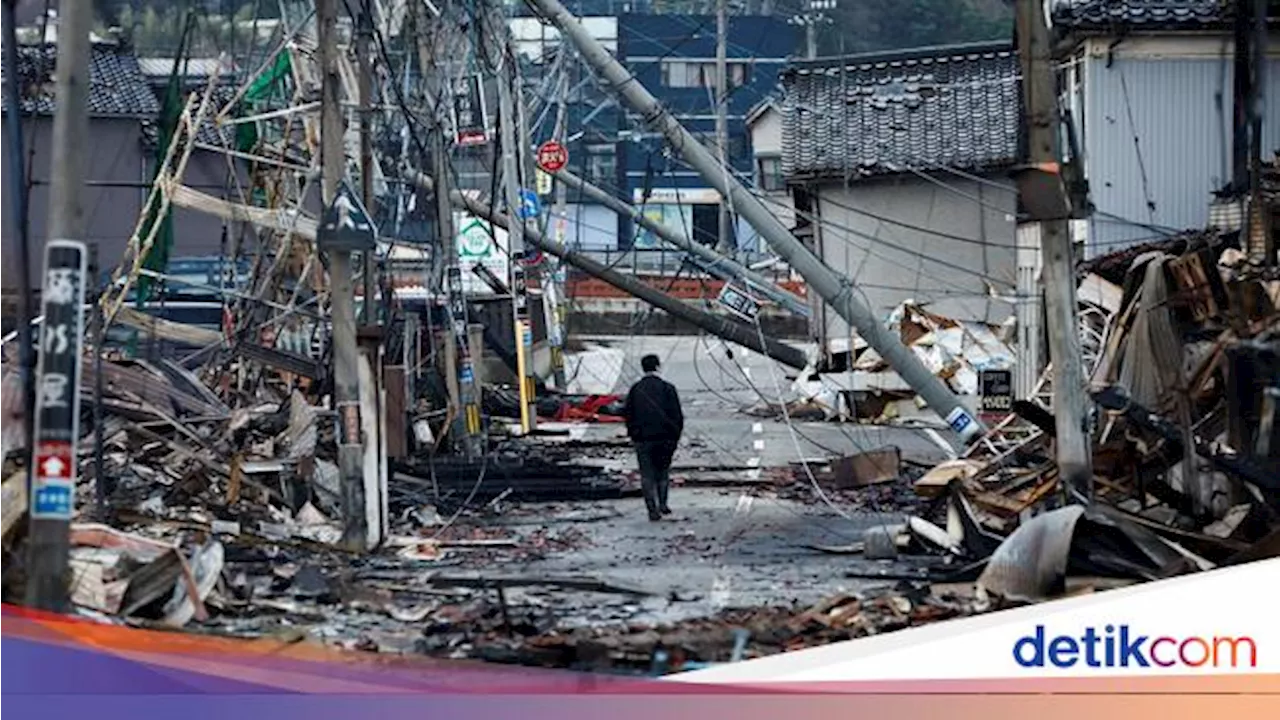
[136,57,235,80]
[780,42,1020,182]
[6,43,160,117]
[1050,1,1276,32]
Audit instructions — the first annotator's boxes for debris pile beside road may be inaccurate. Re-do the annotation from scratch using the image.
[877,233,1280,605]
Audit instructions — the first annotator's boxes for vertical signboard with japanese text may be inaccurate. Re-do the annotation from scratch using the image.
[979,369,1014,423]
[451,74,489,147]
[30,240,88,520]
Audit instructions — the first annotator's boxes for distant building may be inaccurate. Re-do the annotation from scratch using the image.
[503,11,799,261]
[778,41,1022,356]
[617,12,798,256]
[2,40,246,300]
[745,98,792,228]
[1050,0,1280,256]
[2,42,161,295]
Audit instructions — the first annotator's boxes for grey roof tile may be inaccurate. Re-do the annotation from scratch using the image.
[6,43,160,118]
[1050,1,1272,32]
[780,42,1021,181]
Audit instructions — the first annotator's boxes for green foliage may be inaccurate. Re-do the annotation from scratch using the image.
[821,0,1013,55]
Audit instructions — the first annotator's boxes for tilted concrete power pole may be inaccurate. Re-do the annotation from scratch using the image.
[525,0,984,441]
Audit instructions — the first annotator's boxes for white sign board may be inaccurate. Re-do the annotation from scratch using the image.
[455,212,509,296]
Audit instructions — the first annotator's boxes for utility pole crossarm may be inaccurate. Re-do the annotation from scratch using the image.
[525,0,985,441]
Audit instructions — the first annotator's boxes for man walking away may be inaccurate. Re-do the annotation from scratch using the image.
[623,354,684,521]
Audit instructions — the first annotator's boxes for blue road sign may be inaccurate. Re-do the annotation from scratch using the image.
[32,484,73,517]
[518,189,541,219]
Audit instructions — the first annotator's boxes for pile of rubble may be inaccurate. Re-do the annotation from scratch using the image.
[880,233,1279,602]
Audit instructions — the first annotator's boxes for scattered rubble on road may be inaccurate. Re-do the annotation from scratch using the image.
[3,229,1279,676]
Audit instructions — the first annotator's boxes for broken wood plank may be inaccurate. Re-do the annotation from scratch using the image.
[832,447,901,488]
[914,459,982,498]
[115,306,225,348]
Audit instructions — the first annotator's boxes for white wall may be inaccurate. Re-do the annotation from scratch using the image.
[812,172,1018,346]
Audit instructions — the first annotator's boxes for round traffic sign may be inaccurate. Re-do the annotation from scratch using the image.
[536,140,568,173]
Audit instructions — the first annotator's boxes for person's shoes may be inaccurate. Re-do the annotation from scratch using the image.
[648,512,662,522]
[660,506,672,515]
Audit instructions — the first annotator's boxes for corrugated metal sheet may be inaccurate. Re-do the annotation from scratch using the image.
[1082,55,1227,252]
[813,174,1017,348]
[1082,55,1280,257]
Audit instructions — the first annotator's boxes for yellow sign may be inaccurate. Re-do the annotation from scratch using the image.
[535,169,553,196]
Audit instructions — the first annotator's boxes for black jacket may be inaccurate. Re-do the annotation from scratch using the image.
[623,374,684,442]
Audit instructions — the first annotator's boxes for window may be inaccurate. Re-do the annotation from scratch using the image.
[585,144,616,184]
[757,156,784,192]
[660,60,752,89]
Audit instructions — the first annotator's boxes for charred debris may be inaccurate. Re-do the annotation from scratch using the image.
[2,226,1278,675]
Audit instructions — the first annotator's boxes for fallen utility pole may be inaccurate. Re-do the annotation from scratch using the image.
[1016,0,1094,500]
[318,0,369,551]
[25,0,93,612]
[554,169,809,318]
[403,167,811,370]
[526,0,984,441]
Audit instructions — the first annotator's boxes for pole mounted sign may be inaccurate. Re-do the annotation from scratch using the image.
[30,239,88,520]
[536,140,568,173]
[718,283,762,323]
[318,179,378,252]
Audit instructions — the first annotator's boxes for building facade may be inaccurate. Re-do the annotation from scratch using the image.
[778,41,1023,355]
[1051,0,1280,256]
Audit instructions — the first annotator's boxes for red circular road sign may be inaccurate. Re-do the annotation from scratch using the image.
[536,140,569,173]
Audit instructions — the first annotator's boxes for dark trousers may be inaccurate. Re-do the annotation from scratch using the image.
[635,439,677,517]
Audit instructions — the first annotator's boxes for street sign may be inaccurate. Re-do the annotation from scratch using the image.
[517,188,541,219]
[535,169,553,196]
[30,240,87,520]
[718,283,761,323]
[979,369,1014,420]
[536,140,568,173]
[455,213,509,296]
[317,180,377,252]
[452,74,489,147]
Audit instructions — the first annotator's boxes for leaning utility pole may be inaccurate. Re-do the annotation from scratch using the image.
[25,0,93,612]
[1015,0,1093,500]
[714,0,731,255]
[490,4,536,435]
[318,0,369,550]
[527,0,984,441]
